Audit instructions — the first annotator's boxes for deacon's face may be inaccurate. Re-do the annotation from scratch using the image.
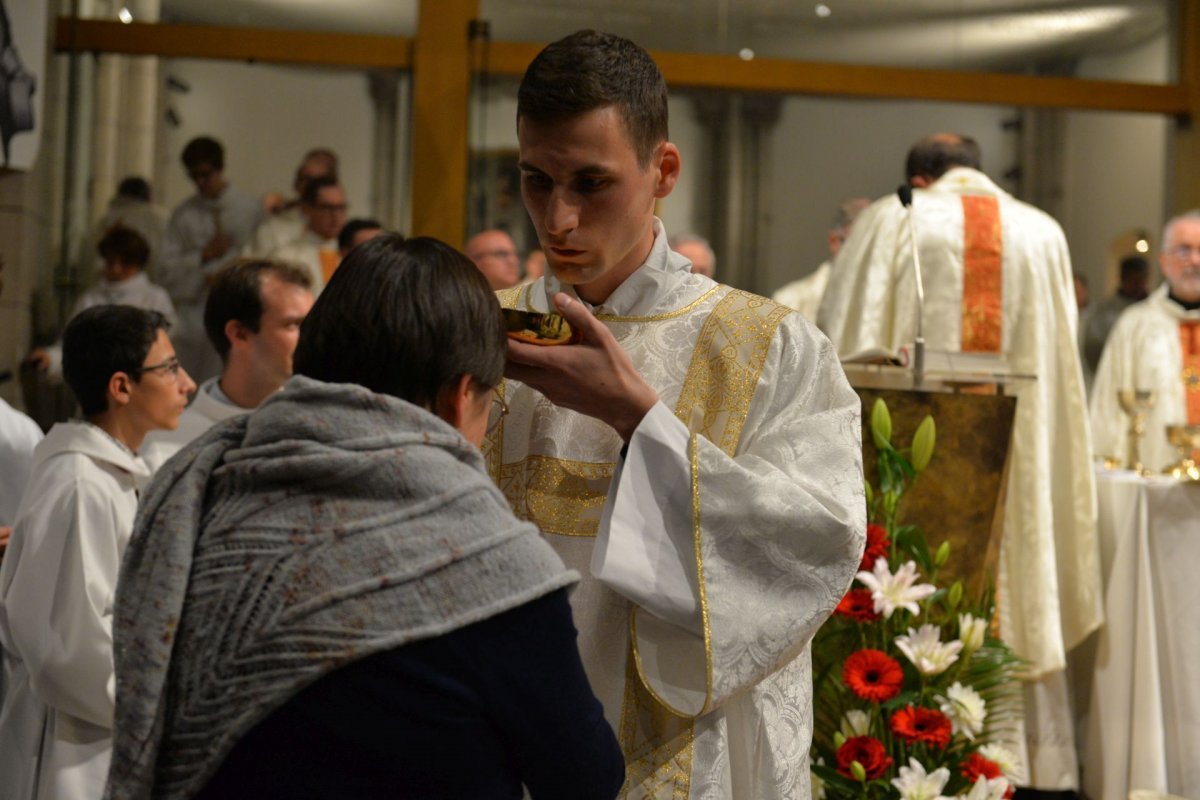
[518,105,678,304]
[249,275,315,388]
[1161,218,1200,303]
[307,185,348,241]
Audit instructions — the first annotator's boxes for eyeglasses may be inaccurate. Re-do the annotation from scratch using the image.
[1169,244,1200,261]
[313,202,348,214]
[473,249,518,261]
[135,356,184,379]
[487,389,509,434]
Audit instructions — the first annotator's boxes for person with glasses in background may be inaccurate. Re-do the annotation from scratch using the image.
[269,175,349,296]
[0,305,195,800]
[141,258,313,470]
[105,235,623,800]
[465,228,522,290]
[1091,209,1200,471]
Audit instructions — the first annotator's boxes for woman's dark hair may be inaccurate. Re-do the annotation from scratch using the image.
[293,234,505,407]
[63,305,169,416]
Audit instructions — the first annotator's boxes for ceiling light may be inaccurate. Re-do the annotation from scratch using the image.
[1135,238,1150,253]
[117,6,133,23]
[815,4,832,18]
[739,48,755,61]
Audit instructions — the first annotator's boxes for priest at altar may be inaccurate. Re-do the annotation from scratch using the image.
[1090,210,1200,471]
[818,133,1103,789]
[492,31,865,798]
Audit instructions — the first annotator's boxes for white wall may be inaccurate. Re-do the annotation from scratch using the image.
[1060,33,1169,297]
[760,97,1017,291]
[156,59,376,220]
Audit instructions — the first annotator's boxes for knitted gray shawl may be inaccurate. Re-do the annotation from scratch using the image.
[105,376,576,799]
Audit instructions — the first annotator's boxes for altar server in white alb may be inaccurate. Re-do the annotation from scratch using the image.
[1091,210,1200,471]
[818,133,1102,786]
[0,306,195,800]
[491,30,865,798]
[141,258,313,469]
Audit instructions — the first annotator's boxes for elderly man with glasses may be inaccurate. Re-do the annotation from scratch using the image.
[1091,209,1200,471]
[465,228,522,290]
[0,305,195,800]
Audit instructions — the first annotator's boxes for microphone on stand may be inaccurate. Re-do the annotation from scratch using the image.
[897,184,926,388]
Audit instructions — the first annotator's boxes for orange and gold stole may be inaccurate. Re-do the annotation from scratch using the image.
[319,249,340,284]
[960,196,1003,353]
[1180,321,1200,424]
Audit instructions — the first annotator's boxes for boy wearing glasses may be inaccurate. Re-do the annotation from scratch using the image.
[268,175,348,295]
[1092,209,1200,471]
[0,305,195,800]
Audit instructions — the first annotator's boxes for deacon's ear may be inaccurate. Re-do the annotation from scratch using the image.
[107,370,135,409]
[653,142,681,200]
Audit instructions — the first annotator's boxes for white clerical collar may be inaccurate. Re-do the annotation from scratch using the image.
[541,218,695,317]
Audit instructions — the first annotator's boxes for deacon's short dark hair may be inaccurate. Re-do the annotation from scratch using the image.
[518,30,668,168]
[294,234,505,408]
[181,136,224,171]
[1119,255,1149,280]
[117,176,151,202]
[905,134,982,183]
[204,259,313,360]
[63,305,169,417]
[98,225,150,268]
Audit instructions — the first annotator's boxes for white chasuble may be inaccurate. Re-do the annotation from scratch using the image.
[818,168,1102,680]
[1090,284,1200,472]
[488,227,865,799]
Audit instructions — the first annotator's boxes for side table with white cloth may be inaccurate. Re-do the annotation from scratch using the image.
[1079,469,1200,800]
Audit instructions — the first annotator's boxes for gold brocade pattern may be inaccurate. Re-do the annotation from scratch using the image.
[619,289,789,798]
[497,456,615,537]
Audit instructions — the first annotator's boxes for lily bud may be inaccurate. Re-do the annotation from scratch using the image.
[870,398,892,450]
[833,731,847,749]
[947,580,964,609]
[850,761,867,782]
[934,540,950,567]
[911,415,936,471]
[865,480,874,506]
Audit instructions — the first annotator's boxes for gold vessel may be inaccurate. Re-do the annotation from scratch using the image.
[1117,389,1157,476]
[1163,424,1200,481]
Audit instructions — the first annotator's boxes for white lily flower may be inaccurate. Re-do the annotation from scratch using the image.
[890,758,951,800]
[840,709,871,738]
[960,775,1011,800]
[958,612,987,652]
[896,623,963,676]
[811,755,827,800]
[937,682,986,740]
[856,559,936,618]
[979,744,1025,783]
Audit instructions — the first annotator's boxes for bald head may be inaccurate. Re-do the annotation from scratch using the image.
[905,133,982,188]
[465,230,520,290]
[670,234,715,278]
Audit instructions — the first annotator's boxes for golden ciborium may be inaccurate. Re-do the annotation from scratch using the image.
[1117,389,1157,475]
[1163,424,1200,481]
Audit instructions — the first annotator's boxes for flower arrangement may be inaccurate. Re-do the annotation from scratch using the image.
[811,399,1025,800]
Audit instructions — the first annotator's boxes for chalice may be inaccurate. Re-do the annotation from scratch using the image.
[1163,424,1200,481]
[1117,389,1156,476]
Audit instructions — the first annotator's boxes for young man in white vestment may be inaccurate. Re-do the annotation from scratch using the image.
[160,136,265,383]
[268,176,348,296]
[773,197,870,321]
[489,30,866,799]
[0,305,195,800]
[141,258,313,469]
[1090,210,1200,471]
[818,133,1103,788]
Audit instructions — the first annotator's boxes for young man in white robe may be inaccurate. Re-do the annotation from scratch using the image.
[0,305,195,800]
[1090,210,1200,471]
[488,30,865,799]
[268,177,347,296]
[141,258,313,469]
[160,136,264,383]
[818,133,1102,788]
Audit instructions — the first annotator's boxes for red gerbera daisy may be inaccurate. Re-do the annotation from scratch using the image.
[835,588,881,622]
[836,736,893,780]
[962,754,1013,798]
[842,649,904,702]
[860,523,891,571]
[890,705,953,748]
